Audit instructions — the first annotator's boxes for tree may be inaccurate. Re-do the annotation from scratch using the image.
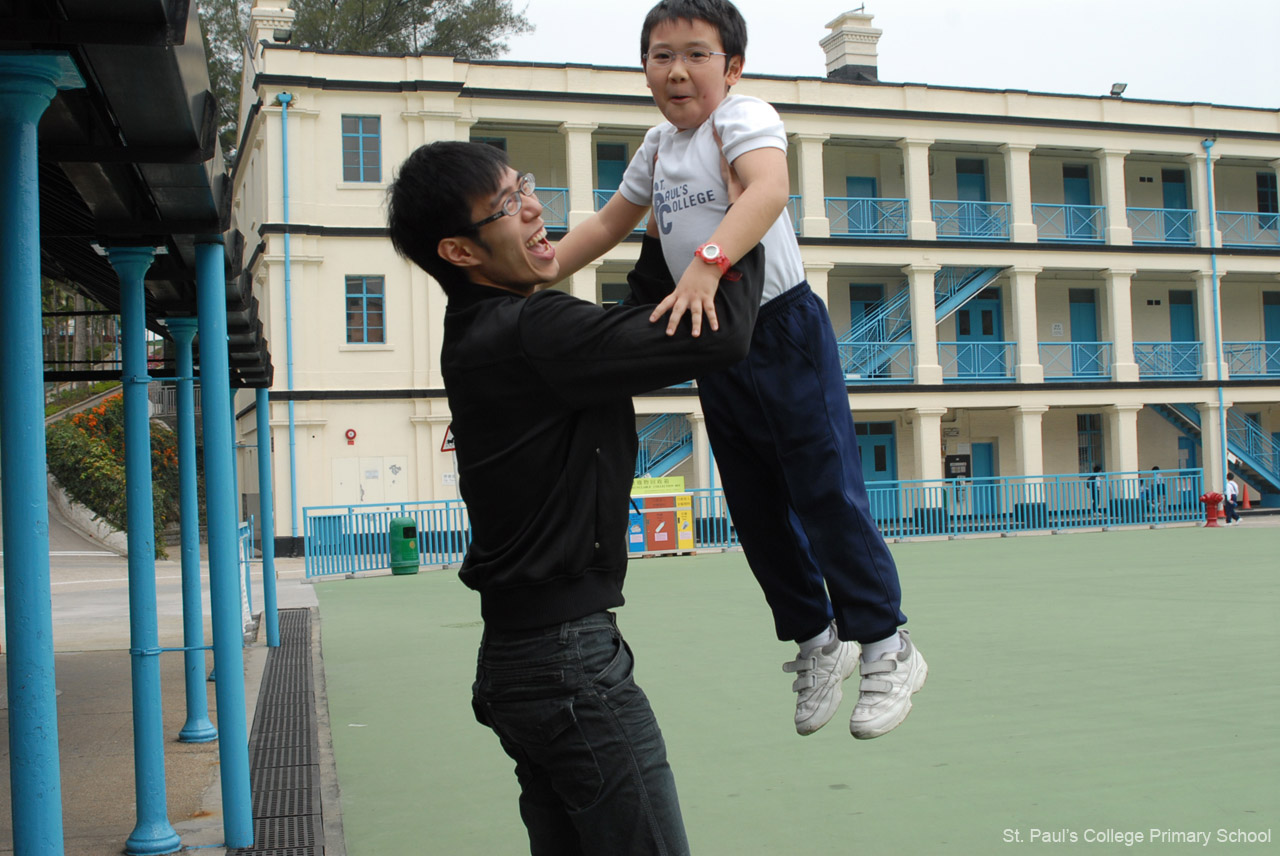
[199,1,534,156]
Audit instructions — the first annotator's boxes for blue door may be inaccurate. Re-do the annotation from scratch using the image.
[1264,292,1280,375]
[956,158,988,238]
[955,289,1004,378]
[596,142,627,193]
[1177,436,1198,470]
[1169,291,1196,340]
[855,422,899,523]
[1162,168,1190,242]
[847,176,878,234]
[970,441,997,519]
[1069,289,1100,376]
[1063,164,1094,239]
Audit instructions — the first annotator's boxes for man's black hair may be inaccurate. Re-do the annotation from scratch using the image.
[640,0,748,62]
[386,141,509,292]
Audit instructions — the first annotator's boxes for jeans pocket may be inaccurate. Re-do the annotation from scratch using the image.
[486,697,605,811]
[585,630,643,713]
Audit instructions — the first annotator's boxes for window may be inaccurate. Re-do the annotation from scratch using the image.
[346,276,385,344]
[341,116,381,182]
[597,142,628,191]
[1258,173,1278,228]
[473,136,508,152]
[600,282,630,307]
[1077,413,1103,473]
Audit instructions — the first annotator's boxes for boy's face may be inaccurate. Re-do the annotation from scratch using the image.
[438,166,558,295]
[644,17,743,131]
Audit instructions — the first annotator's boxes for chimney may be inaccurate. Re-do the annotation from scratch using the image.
[820,9,882,82]
[248,0,297,48]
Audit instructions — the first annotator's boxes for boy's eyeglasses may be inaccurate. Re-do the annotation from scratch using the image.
[643,49,728,67]
[467,173,537,230]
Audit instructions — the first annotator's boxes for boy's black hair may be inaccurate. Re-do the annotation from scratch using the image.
[640,0,748,62]
[386,141,508,291]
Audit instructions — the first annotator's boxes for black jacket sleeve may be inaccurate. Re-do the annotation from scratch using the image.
[519,242,765,408]
[622,235,677,306]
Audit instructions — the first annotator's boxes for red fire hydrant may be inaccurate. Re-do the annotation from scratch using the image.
[1200,492,1224,527]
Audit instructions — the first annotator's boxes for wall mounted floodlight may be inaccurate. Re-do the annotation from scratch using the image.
[1110,82,1127,97]
[272,28,293,43]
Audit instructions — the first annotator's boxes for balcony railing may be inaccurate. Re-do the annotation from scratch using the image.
[938,341,1016,381]
[787,195,801,234]
[826,197,908,238]
[593,189,649,232]
[1128,207,1195,245]
[932,200,1011,240]
[1031,203,1105,243]
[839,341,914,382]
[1134,341,1202,378]
[1223,341,1280,378]
[1040,342,1113,380]
[1217,211,1280,248]
[537,187,569,229]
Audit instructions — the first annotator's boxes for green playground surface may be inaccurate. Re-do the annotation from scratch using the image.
[315,526,1279,855]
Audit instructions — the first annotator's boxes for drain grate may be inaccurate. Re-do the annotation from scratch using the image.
[229,608,325,855]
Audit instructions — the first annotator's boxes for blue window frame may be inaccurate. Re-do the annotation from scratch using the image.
[341,115,381,182]
[345,276,385,344]
[1077,413,1103,473]
[1258,172,1278,215]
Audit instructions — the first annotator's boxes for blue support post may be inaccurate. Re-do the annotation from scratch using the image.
[196,237,254,849]
[278,92,300,541]
[108,246,181,856]
[166,318,217,743]
[256,388,281,647]
[0,53,82,856]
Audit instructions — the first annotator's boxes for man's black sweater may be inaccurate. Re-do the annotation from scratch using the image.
[441,238,764,630]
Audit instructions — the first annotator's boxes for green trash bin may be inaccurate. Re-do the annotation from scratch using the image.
[389,517,420,575]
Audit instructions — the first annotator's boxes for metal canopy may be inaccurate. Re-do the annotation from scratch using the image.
[1,0,273,387]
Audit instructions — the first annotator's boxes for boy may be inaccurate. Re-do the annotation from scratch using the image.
[387,140,764,854]
[555,0,926,740]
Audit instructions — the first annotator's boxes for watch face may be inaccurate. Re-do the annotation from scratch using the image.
[700,243,722,261]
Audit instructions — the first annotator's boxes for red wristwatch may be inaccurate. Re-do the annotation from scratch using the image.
[694,243,732,276]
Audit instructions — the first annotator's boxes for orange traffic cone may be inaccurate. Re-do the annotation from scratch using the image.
[1240,481,1251,510]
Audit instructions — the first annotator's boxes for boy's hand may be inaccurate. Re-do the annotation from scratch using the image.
[651,263,723,337]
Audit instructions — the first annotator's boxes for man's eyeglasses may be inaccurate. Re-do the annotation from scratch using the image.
[468,173,537,230]
[643,48,728,67]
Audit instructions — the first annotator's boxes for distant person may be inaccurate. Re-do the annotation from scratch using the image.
[1087,464,1104,515]
[387,140,764,855]
[555,0,925,740]
[1142,465,1167,513]
[1224,472,1241,525]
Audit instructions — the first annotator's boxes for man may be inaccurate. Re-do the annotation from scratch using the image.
[386,141,763,856]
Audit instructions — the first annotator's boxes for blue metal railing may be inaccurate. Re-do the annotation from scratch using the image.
[1226,411,1279,486]
[826,197,909,238]
[593,189,649,232]
[787,195,801,234]
[1128,207,1196,245]
[939,341,1017,381]
[1040,342,1113,380]
[536,187,569,229]
[302,468,1205,577]
[238,516,255,615]
[635,413,693,478]
[932,200,1011,240]
[839,341,915,381]
[933,267,1002,320]
[1223,341,1280,378]
[1134,342,1202,378]
[1032,203,1105,242]
[1217,211,1280,248]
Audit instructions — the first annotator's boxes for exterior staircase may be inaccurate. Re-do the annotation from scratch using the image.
[1149,403,1280,501]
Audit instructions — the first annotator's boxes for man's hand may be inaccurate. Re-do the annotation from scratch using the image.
[650,262,723,336]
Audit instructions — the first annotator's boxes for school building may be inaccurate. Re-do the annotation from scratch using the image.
[231,1,1280,550]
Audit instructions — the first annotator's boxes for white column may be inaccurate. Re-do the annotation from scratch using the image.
[1106,404,1141,473]
[560,121,599,229]
[912,407,947,481]
[1012,405,1048,478]
[1001,143,1037,243]
[1194,270,1224,380]
[897,138,936,241]
[794,133,830,238]
[569,260,601,304]
[904,263,941,384]
[1186,151,1220,248]
[1008,266,1043,383]
[1104,268,1139,382]
[1196,399,1228,495]
[690,413,710,490]
[1095,148,1133,245]
[805,260,834,307]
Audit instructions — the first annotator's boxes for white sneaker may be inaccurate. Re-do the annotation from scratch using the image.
[783,627,859,736]
[849,630,927,740]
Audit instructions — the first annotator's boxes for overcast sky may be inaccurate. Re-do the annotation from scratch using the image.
[501,0,1279,110]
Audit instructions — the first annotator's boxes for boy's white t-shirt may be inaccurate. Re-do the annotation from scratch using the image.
[618,94,805,305]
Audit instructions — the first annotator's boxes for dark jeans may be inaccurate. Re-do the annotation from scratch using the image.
[1224,498,1240,522]
[472,612,689,856]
